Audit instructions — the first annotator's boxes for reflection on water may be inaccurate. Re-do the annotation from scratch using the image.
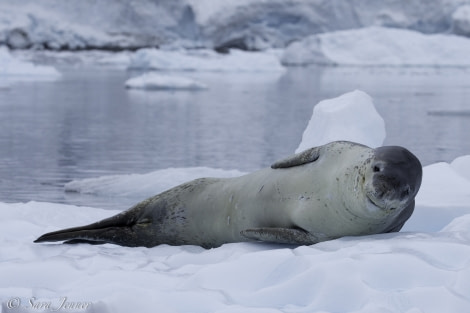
[0,65,469,208]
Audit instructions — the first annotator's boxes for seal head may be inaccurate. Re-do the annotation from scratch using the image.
[365,146,422,213]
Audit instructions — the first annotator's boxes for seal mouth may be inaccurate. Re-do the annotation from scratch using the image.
[366,193,382,210]
[366,194,397,212]
[365,192,397,212]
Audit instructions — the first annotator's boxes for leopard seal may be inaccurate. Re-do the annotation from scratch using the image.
[35,141,422,248]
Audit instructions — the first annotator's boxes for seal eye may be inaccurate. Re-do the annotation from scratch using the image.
[373,165,381,172]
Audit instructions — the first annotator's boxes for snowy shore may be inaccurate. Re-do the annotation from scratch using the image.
[1,90,470,313]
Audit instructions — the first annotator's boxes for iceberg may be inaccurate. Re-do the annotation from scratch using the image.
[0,46,61,80]
[125,73,208,91]
[452,4,470,36]
[128,48,284,72]
[282,26,470,67]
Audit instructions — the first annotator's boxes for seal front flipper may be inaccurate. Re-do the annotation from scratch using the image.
[241,227,325,245]
[271,146,321,169]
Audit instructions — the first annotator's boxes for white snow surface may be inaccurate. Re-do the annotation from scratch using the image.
[125,73,208,91]
[0,46,61,80]
[128,48,284,72]
[282,26,470,66]
[2,90,470,312]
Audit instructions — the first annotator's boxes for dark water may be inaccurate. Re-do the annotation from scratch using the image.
[1,62,470,208]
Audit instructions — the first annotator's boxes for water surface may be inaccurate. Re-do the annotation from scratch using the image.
[1,61,469,208]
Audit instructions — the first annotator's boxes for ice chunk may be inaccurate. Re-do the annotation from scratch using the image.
[296,90,385,152]
[416,160,470,207]
[441,214,470,233]
[451,155,470,181]
[282,27,470,67]
[125,73,207,91]
[452,5,470,37]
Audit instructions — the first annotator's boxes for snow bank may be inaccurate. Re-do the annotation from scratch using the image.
[125,73,208,91]
[282,26,470,66]
[296,90,385,152]
[0,46,61,80]
[128,48,284,72]
[1,202,469,313]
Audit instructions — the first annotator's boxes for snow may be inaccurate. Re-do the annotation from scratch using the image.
[125,73,208,91]
[1,203,470,313]
[0,46,61,80]
[282,26,470,67]
[128,48,284,72]
[2,90,470,312]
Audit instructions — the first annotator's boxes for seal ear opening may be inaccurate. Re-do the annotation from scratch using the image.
[271,147,321,169]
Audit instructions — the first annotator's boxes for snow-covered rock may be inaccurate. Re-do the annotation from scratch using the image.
[296,90,385,152]
[0,46,61,80]
[125,73,208,91]
[128,48,284,72]
[282,26,470,66]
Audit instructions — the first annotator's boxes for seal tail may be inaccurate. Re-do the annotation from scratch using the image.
[34,209,144,247]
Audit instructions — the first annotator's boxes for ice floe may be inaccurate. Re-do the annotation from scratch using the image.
[1,90,470,313]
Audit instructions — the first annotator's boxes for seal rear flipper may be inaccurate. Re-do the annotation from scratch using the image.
[240,227,325,245]
[34,226,145,247]
[34,208,147,247]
